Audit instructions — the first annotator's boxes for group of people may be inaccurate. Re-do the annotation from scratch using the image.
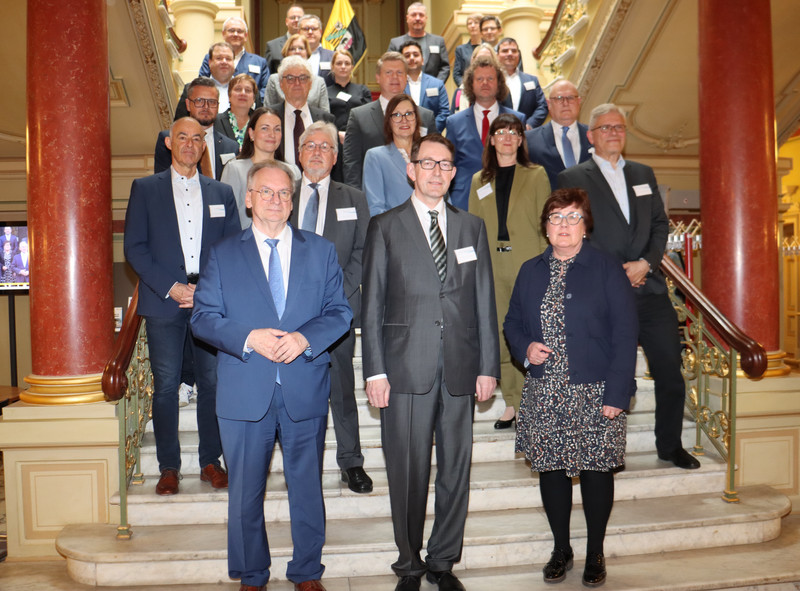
[122,5,698,591]
[1,227,29,284]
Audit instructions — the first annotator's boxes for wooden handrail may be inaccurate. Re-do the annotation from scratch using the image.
[102,284,142,402]
[660,255,767,379]
[534,0,568,60]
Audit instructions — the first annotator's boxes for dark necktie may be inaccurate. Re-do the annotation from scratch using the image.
[265,239,285,318]
[293,109,304,167]
[561,125,576,168]
[429,210,446,283]
[302,183,319,232]
[481,109,490,146]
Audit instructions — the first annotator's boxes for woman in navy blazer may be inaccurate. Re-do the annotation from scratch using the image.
[504,188,638,588]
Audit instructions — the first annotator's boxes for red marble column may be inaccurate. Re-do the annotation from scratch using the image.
[26,0,114,381]
[698,0,779,351]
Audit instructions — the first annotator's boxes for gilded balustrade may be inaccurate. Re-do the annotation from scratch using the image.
[534,0,589,78]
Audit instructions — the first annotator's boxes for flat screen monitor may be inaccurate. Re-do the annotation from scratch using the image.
[0,223,30,293]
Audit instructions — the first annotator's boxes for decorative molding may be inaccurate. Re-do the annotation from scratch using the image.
[621,104,699,152]
[579,0,634,95]
[0,131,25,144]
[109,69,130,108]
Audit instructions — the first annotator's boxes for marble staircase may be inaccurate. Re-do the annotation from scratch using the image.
[55,356,794,588]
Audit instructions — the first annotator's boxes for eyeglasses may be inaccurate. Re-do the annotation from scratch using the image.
[282,74,311,84]
[481,26,499,32]
[413,158,455,171]
[300,26,320,33]
[547,212,583,226]
[550,95,579,104]
[493,129,520,137]
[591,124,626,134]
[248,187,293,202]
[287,15,303,21]
[188,98,219,108]
[301,141,335,153]
[223,28,246,35]
[390,110,416,122]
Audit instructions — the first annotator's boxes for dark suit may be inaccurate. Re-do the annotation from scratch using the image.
[452,42,476,87]
[325,79,372,131]
[264,33,289,77]
[500,71,548,128]
[342,100,436,189]
[124,169,240,473]
[191,224,351,586]
[362,198,500,576]
[406,73,450,132]
[199,51,269,98]
[311,46,334,78]
[558,158,685,456]
[10,252,29,282]
[269,102,335,167]
[289,180,370,469]
[388,33,450,82]
[154,128,240,181]
[0,234,19,255]
[526,122,591,188]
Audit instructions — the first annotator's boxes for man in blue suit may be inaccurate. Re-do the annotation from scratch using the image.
[400,40,449,132]
[299,15,334,79]
[191,160,352,591]
[525,79,592,188]
[444,55,524,211]
[497,38,548,129]
[124,117,241,496]
[199,17,269,99]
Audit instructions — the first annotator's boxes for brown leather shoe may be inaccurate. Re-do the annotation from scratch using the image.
[200,463,229,488]
[239,585,266,591]
[294,580,326,591]
[155,469,179,495]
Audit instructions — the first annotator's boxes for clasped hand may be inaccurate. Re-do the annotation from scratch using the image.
[247,328,309,364]
[169,283,195,308]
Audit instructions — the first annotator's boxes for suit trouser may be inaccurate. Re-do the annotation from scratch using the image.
[328,327,364,469]
[636,292,686,456]
[219,384,327,586]
[380,353,475,577]
[494,251,526,411]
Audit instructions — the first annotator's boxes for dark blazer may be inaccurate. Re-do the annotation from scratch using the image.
[199,51,269,98]
[526,122,591,188]
[444,105,525,211]
[264,33,289,76]
[503,242,638,409]
[343,100,436,189]
[10,252,29,282]
[361,198,500,396]
[452,42,476,87]
[123,169,241,318]
[268,102,335,165]
[290,180,369,323]
[501,71,548,128]
[153,129,239,181]
[388,33,450,82]
[558,158,669,295]
[325,79,372,131]
[406,73,450,132]
[312,47,335,78]
[0,234,19,255]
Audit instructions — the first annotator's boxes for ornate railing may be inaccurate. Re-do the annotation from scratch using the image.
[534,0,590,78]
[102,285,153,539]
[661,255,767,503]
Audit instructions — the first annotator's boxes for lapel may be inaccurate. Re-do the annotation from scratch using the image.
[199,174,213,247]
[284,225,309,319]
[387,144,409,178]
[462,108,481,145]
[369,101,384,132]
[444,203,463,288]
[585,160,630,227]
[239,228,275,314]
[397,200,440,281]
[321,181,340,241]
[623,165,645,236]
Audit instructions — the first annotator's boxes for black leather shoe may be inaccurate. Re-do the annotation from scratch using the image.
[658,448,700,470]
[493,416,515,430]
[426,570,465,591]
[394,575,421,591]
[341,466,373,493]
[582,553,606,587]
[543,547,574,583]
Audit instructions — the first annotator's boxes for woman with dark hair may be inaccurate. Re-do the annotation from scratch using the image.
[468,113,550,430]
[504,188,638,588]
[362,93,422,216]
[217,73,258,147]
[264,34,330,111]
[325,48,372,143]
[220,107,300,228]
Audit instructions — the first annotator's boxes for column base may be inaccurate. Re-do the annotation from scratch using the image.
[737,350,791,379]
[22,373,105,404]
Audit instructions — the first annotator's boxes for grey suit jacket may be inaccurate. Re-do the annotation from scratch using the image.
[342,100,436,189]
[264,33,289,76]
[361,198,500,396]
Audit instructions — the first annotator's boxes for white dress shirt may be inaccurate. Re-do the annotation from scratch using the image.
[407,75,422,106]
[472,101,500,138]
[298,175,330,235]
[203,126,217,176]
[551,120,582,167]
[170,166,204,277]
[592,153,630,223]
[251,222,292,295]
[505,71,521,111]
[410,193,447,248]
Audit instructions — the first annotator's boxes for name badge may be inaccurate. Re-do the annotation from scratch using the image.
[336,91,352,102]
[320,61,332,70]
[477,183,493,200]
[430,45,440,54]
[425,87,439,97]
[336,207,358,221]
[220,152,236,165]
[248,64,261,74]
[633,183,653,197]
[420,126,429,136]
[209,204,226,218]
[523,80,537,91]
[455,246,477,264]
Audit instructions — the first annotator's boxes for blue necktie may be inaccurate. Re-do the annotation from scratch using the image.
[265,239,285,318]
[302,183,319,232]
[561,125,576,168]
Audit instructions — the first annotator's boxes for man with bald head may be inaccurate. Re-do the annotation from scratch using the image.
[388,2,450,83]
[125,117,241,496]
[199,17,269,99]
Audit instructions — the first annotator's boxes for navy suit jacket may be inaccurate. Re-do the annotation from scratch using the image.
[501,72,548,128]
[452,42,476,87]
[406,73,450,132]
[264,33,289,76]
[444,105,525,211]
[190,224,352,422]
[123,169,241,318]
[154,129,240,181]
[199,51,269,98]
[313,47,334,78]
[388,33,450,82]
[526,122,591,188]
[10,253,29,282]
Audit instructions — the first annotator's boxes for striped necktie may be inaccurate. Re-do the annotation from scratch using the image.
[429,210,446,283]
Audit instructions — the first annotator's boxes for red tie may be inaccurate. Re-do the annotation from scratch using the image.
[481,109,490,145]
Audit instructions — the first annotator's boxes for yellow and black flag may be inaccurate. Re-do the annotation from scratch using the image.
[322,0,367,69]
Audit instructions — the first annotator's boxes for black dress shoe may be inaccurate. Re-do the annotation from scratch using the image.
[543,547,574,583]
[341,466,373,493]
[493,416,515,430]
[582,553,606,587]
[658,448,701,470]
[394,575,421,591]
[426,570,465,591]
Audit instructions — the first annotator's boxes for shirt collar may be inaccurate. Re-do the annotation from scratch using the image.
[592,152,626,171]
[170,165,200,183]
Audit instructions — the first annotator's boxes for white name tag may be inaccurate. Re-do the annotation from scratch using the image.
[477,183,493,200]
[320,61,332,70]
[420,126,429,136]
[248,64,261,74]
[336,207,358,221]
[426,87,439,97]
[209,204,226,218]
[633,183,653,197]
[430,45,440,54]
[524,80,537,91]
[455,246,477,264]
[336,91,352,102]
[220,152,236,165]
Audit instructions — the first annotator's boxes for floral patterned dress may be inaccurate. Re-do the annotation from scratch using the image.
[515,253,627,477]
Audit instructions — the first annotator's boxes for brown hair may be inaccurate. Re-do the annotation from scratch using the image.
[540,188,594,239]
[239,107,283,161]
[227,73,257,99]
[410,134,454,161]
[463,55,508,105]
[480,114,531,183]
[383,94,422,145]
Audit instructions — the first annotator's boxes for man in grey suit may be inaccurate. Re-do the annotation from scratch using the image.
[388,2,450,83]
[290,121,373,494]
[362,134,500,591]
[342,52,436,189]
[263,4,304,75]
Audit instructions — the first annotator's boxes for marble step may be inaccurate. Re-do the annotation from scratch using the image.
[121,450,726,526]
[57,485,791,586]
